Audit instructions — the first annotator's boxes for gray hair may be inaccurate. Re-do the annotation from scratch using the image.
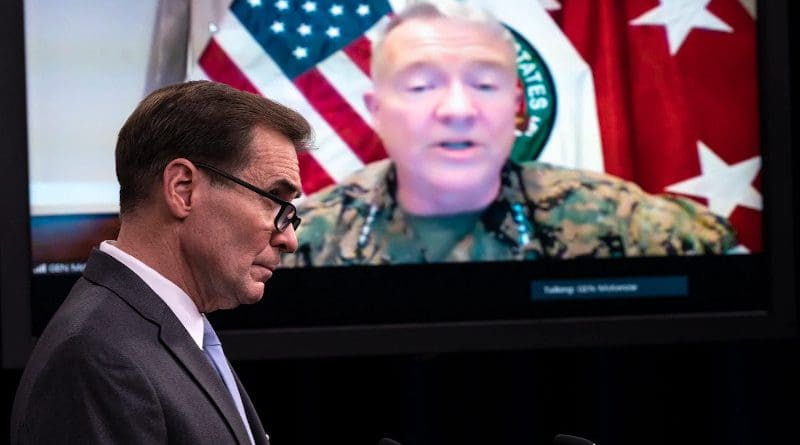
[370,0,516,76]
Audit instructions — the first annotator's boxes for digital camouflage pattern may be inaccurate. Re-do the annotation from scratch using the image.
[285,159,737,266]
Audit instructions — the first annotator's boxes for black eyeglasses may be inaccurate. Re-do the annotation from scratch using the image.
[193,161,301,232]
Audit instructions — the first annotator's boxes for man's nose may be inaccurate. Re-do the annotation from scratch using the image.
[272,224,299,254]
[434,82,477,127]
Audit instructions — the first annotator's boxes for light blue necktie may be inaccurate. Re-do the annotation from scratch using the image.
[203,317,255,445]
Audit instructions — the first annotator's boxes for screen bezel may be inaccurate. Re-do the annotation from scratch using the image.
[1,0,34,369]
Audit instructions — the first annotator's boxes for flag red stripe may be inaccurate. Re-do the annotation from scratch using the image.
[198,39,337,194]
[297,151,336,194]
[198,38,260,95]
[293,68,387,164]
[342,35,373,77]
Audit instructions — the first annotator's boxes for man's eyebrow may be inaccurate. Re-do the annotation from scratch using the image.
[394,59,513,77]
[268,178,302,199]
[467,60,517,73]
[393,61,439,76]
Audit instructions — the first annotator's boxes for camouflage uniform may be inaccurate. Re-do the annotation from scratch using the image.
[286,159,737,266]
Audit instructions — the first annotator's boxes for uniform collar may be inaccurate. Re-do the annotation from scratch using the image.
[340,160,538,260]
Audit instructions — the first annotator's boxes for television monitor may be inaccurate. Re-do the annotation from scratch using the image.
[3,0,796,368]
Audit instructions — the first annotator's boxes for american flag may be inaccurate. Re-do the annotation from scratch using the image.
[190,0,393,194]
[188,0,762,252]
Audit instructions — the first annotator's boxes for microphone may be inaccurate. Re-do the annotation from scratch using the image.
[553,434,596,445]
[378,438,403,445]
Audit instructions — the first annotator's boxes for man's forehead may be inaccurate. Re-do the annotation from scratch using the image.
[378,17,516,73]
[245,127,303,197]
[243,165,302,199]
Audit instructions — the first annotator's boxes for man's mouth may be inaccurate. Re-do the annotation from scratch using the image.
[439,140,476,150]
[253,264,276,281]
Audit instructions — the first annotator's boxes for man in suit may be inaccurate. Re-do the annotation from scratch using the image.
[10,80,312,444]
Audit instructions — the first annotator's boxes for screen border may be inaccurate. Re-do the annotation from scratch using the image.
[1,0,34,369]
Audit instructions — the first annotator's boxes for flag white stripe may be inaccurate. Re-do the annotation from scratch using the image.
[323,15,398,128]
[190,65,211,81]
[316,50,375,128]
[387,0,408,16]
[364,14,393,43]
[214,9,365,182]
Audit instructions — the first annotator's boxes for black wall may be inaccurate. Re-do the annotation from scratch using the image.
[6,339,798,444]
[231,339,800,445]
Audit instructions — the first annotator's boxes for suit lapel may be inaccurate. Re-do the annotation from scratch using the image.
[159,318,253,445]
[233,369,269,445]
[82,249,253,445]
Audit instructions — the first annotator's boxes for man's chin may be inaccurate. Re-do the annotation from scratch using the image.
[237,281,266,306]
[428,172,498,194]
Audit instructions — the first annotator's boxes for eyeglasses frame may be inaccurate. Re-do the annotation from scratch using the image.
[193,161,301,232]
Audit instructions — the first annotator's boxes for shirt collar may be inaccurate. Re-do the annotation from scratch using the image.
[99,240,204,349]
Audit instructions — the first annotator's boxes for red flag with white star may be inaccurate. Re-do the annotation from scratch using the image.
[549,0,761,251]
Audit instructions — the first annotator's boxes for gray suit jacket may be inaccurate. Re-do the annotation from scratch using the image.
[10,249,270,444]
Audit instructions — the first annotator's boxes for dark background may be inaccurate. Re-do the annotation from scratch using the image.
[3,1,799,444]
[6,338,800,444]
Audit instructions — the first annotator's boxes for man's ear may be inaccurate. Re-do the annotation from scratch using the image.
[162,158,198,219]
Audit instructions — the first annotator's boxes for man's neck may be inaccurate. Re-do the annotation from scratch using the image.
[115,220,191,300]
[394,177,502,216]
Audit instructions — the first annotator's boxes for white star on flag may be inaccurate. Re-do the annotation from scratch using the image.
[630,0,733,55]
[275,0,289,11]
[326,26,340,38]
[356,4,370,16]
[292,46,308,59]
[248,0,262,7]
[297,23,312,36]
[330,4,343,16]
[665,141,761,217]
[270,21,284,33]
[302,1,316,13]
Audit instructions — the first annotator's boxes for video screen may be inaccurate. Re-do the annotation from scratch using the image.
[26,0,772,340]
[28,0,760,262]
